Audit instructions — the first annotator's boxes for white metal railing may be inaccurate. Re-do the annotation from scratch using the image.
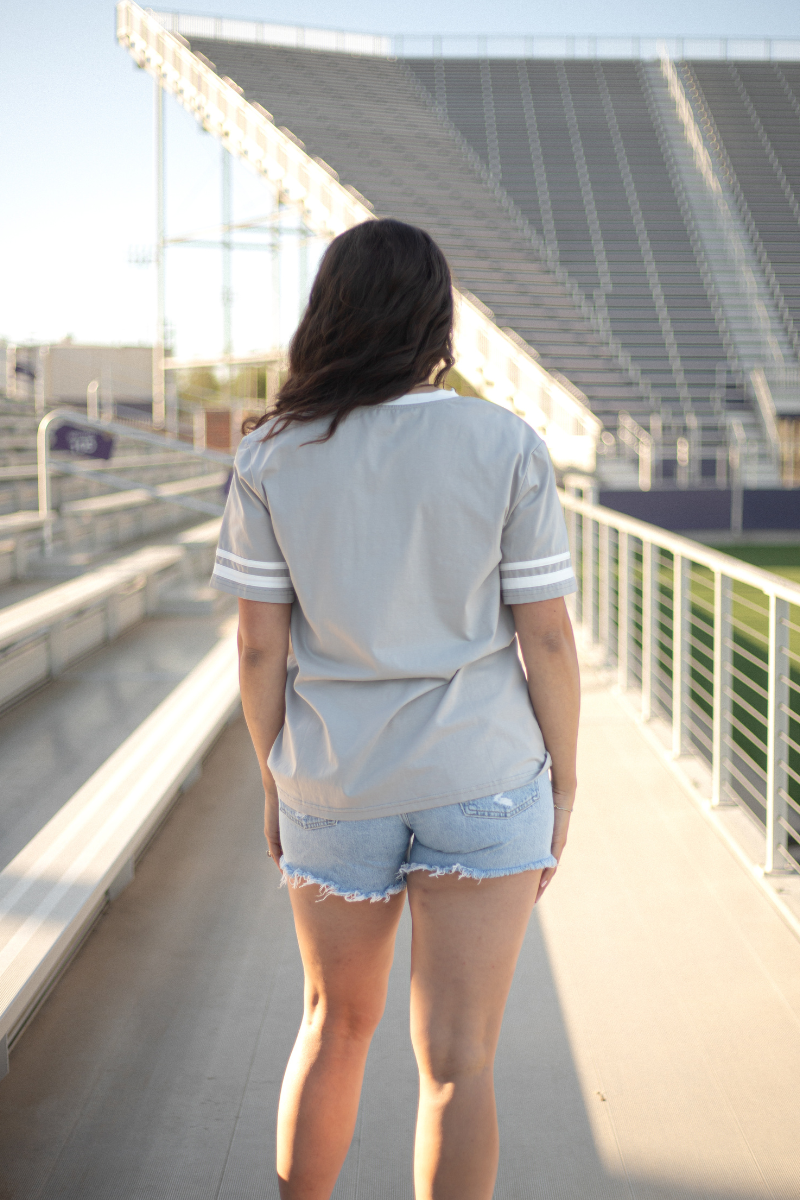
[146,19,800,63]
[562,492,800,878]
[396,35,800,61]
[151,11,392,56]
[116,0,602,473]
[37,410,232,528]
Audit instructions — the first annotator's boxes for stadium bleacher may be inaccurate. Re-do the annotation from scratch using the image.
[186,39,649,432]
[683,62,800,349]
[407,57,800,485]
[179,37,799,486]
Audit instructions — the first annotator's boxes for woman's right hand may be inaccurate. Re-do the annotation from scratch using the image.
[264,777,283,867]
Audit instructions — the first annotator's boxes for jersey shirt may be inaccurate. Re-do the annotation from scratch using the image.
[210,388,576,820]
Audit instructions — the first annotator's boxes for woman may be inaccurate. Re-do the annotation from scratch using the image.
[211,218,580,1200]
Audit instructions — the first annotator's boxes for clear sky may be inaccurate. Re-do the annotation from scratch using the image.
[2,0,799,359]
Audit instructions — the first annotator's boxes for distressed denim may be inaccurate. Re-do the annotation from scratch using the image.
[278,763,556,902]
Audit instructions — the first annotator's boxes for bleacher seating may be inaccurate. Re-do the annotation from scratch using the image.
[406,58,744,423]
[0,627,239,1065]
[0,453,212,515]
[180,37,800,484]
[187,39,649,428]
[683,62,800,347]
[0,518,223,712]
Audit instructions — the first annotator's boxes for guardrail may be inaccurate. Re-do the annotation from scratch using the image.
[37,410,232,522]
[147,15,800,62]
[0,628,239,1076]
[561,492,800,880]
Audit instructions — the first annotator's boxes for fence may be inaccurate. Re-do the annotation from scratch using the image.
[148,17,800,62]
[562,492,800,876]
[395,35,800,61]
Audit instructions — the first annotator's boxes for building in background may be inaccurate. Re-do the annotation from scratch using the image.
[5,341,153,417]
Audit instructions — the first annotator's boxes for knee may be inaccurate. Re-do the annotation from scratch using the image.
[414,1029,494,1086]
[304,989,385,1045]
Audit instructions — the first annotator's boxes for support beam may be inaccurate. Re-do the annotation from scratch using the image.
[153,73,166,429]
[222,144,233,408]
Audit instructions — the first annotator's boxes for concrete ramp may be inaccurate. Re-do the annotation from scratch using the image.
[1,661,799,1198]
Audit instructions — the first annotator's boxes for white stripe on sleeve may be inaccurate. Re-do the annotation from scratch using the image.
[212,564,293,589]
[500,551,571,572]
[502,567,575,590]
[217,548,288,570]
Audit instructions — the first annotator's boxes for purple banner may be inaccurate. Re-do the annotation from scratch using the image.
[51,424,114,460]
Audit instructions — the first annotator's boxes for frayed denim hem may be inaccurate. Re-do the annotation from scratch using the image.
[400,856,557,882]
[279,858,407,903]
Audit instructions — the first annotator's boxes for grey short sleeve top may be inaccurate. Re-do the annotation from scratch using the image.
[211,389,576,820]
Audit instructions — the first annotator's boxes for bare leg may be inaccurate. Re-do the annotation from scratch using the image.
[277,885,406,1200]
[407,869,541,1200]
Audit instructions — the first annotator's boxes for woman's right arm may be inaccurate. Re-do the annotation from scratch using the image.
[512,596,580,902]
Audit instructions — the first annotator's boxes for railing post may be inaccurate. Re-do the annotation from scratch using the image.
[598,522,612,658]
[641,541,657,721]
[576,513,584,627]
[766,595,790,872]
[583,516,598,644]
[711,572,733,806]
[671,554,690,758]
[565,504,578,624]
[617,532,633,691]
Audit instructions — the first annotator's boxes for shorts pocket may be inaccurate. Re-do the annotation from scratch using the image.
[460,780,539,819]
[279,799,339,829]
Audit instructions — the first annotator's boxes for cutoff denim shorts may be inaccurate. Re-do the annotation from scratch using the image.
[278,765,557,902]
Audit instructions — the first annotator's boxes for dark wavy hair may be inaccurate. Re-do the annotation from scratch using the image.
[245,219,454,441]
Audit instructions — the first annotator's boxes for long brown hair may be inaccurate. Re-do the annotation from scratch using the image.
[245,219,454,441]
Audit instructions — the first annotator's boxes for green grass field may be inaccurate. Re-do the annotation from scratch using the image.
[710,543,800,586]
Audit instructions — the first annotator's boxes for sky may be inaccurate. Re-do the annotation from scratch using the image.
[2,0,800,361]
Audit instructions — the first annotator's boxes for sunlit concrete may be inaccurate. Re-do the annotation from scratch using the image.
[0,659,799,1198]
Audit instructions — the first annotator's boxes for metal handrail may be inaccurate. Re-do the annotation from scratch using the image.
[148,16,800,63]
[37,409,233,516]
[36,411,233,553]
[561,491,800,877]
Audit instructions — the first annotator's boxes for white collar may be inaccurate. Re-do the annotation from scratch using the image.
[384,388,457,407]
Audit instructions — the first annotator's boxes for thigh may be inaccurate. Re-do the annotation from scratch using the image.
[407,870,541,1067]
[289,884,406,1027]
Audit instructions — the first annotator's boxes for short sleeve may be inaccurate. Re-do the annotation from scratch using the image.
[210,440,296,604]
[500,442,576,605]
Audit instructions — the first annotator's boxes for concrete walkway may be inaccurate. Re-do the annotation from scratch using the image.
[1,661,799,1199]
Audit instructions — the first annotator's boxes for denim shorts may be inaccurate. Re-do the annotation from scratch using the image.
[277,768,557,902]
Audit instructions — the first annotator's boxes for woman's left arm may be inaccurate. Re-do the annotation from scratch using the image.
[238,597,293,865]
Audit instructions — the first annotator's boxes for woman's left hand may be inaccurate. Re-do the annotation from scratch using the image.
[536,786,575,903]
[264,777,283,867]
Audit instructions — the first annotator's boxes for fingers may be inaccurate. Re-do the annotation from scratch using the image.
[264,788,282,868]
[536,803,573,903]
[536,865,557,903]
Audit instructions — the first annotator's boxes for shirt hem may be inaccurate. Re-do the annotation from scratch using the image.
[502,579,577,605]
[210,575,295,604]
[275,763,548,822]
